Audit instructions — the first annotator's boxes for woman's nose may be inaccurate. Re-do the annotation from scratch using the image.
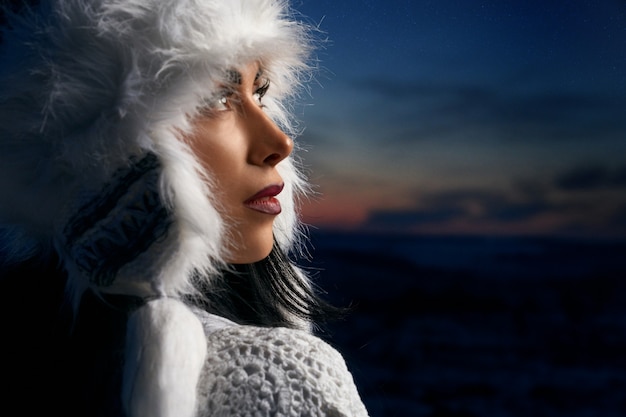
[245,104,293,167]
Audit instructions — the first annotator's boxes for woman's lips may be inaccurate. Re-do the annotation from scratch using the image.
[244,183,284,215]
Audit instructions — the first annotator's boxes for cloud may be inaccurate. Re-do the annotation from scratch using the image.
[365,188,551,230]
[610,204,626,228]
[360,164,626,236]
[555,165,626,191]
[366,207,464,228]
[346,77,626,145]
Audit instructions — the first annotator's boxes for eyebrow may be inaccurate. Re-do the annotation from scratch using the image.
[225,70,242,85]
[224,68,264,85]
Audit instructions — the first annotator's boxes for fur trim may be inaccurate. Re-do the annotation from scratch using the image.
[0,0,312,298]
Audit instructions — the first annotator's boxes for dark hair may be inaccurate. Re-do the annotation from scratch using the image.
[192,244,346,329]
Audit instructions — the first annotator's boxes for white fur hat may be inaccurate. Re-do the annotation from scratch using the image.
[0,1,313,415]
[0,0,311,301]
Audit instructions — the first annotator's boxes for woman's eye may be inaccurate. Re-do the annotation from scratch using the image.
[200,79,270,113]
[214,95,230,111]
[252,79,270,107]
[200,91,233,113]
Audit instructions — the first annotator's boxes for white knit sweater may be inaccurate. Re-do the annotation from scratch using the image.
[193,311,369,416]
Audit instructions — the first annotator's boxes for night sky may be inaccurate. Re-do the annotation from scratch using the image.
[294,0,626,239]
[1,0,624,239]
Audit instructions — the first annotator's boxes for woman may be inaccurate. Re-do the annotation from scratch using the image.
[0,0,368,415]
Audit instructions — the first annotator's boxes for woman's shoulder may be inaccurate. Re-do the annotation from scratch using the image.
[205,324,347,370]
[195,314,369,416]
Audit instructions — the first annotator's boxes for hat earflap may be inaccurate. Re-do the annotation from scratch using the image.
[122,298,207,417]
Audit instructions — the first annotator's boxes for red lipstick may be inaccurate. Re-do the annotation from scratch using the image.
[244,183,284,215]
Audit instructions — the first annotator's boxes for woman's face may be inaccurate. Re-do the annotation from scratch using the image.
[186,62,293,264]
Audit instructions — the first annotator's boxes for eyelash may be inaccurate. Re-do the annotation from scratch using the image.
[203,79,271,113]
[252,79,270,107]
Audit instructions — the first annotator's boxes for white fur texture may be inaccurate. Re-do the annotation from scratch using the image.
[0,0,311,297]
[123,298,208,417]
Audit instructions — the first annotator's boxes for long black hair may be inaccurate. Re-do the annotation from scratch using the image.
[192,244,346,329]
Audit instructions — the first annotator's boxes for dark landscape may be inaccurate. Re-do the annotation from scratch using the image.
[307,230,626,417]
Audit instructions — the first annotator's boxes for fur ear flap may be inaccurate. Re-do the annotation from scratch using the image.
[122,298,207,417]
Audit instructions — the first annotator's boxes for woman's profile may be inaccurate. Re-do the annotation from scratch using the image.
[0,0,369,415]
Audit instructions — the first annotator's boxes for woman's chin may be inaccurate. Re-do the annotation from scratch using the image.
[225,235,274,264]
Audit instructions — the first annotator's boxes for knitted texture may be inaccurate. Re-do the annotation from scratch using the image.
[194,314,369,417]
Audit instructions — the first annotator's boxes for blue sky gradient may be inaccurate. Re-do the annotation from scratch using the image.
[294,0,626,238]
